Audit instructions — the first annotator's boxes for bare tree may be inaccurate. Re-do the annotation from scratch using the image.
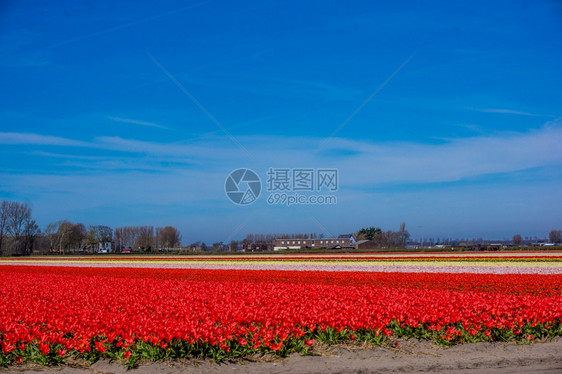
[45,221,60,251]
[158,226,181,249]
[33,232,50,253]
[549,230,561,244]
[20,219,40,255]
[512,234,522,246]
[0,201,40,255]
[58,221,73,252]
[398,222,410,248]
[48,221,85,253]
[154,227,162,249]
[61,223,86,251]
[0,201,9,255]
[86,225,113,251]
[6,201,31,239]
[377,230,403,248]
[114,226,141,251]
[114,227,130,251]
[45,220,68,252]
[5,202,32,254]
[134,226,154,251]
[96,225,112,243]
[73,223,87,250]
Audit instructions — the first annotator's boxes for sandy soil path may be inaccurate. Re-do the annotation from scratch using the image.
[3,338,561,374]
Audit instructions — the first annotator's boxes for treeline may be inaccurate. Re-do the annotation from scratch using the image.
[45,223,181,253]
[0,200,181,255]
[114,226,181,252]
[354,223,410,248]
[3,199,559,255]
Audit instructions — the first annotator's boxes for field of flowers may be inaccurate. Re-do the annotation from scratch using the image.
[0,252,561,366]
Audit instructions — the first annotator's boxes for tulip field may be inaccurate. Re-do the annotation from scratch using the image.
[0,252,561,367]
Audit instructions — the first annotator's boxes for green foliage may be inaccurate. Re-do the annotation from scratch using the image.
[356,227,382,241]
[1,320,561,367]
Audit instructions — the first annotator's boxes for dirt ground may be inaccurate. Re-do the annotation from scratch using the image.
[2,338,561,374]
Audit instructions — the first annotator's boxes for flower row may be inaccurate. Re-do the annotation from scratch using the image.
[0,266,561,366]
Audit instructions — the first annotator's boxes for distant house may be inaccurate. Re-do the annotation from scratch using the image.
[242,243,269,252]
[98,242,111,253]
[338,234,356,244]
[354,240,376,250]
[273,236,353,250]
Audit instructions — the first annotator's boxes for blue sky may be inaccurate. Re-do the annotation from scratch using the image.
[1,0,561,244]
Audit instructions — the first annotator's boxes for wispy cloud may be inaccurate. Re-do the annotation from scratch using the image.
[2,123,562,186]
[319,125,562,185]
[31,2,209,52]
[93,136,221,160]
[31,151,111,161]
[2,125,561,242]
[108,116,170,130]
[469,107,556,117]
[0,132,87,147]
[454,123,484,133]
[0,132,219,159]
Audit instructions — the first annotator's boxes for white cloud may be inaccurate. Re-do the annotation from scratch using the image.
[322,125,562,185]
[108,116,170,130]
[2,124,562,186]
